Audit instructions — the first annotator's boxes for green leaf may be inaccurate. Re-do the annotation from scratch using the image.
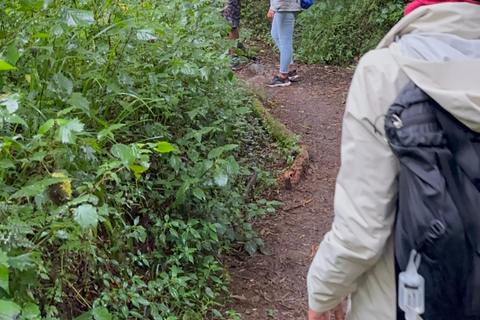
[33,33,50,38]
[5,43,19,66]
[38,119,55,134]
[213,170,228,187]
[73,204,98,229]
[207,147,223,159]
[268,309,275,318]
[97,124,125,141]
[22,303,40,319]
[0,300,21,320]
[129,165,148,180]
[244,239,258,256]
[0,159,14,169]
[62,9,94,27]
[10,177,66,199]
[136,29,157,41]
[227,71,234,83]
[0,93,20,113]
[7,114,26,127]
[68,93,90,112]
[74,311,92,320]
[155,141,177,153]
[56,119,84,144]
[236,107,250,115]
[111,144,134,165]
[92,306,112,320]
[222,144,239,151]
[8,254,33,271]
[31,151,47,162]
[0,60,16,71]
[192,188,206,201]
[170,156,181,173]
[54,72,73,95]
[0,265,8,294]
[205,287,214,298]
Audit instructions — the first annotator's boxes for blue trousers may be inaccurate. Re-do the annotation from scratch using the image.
[271,12,295,74]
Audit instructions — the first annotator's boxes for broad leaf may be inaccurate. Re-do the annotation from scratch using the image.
[73,204,98,229]
[207,147,223,159]
[111,144,135,165]
[244,239,258,256]
[129,165,148,180]
[0,300,21,320]
[56,119,84,144]
[136,29,157,41]
[0,93,20,113]
[22,303,40,319]
[92,307,112,320]
[213,170,228,187]
[10,177,66,199]
[38,119,55,134]
[33,33,50,38]
[0,159,14,169]
[53,72,73,95]
[62,9,94,27]
[192,188,206,201]
[8,253,33,271]
[155,141,177,153]
[0,60,16,71]
[0,265,8,294]
[68,93,90,113]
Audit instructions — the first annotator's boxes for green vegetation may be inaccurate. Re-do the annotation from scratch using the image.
[296,0,406,65]
[240,0,406,66]
[0,0,290,319]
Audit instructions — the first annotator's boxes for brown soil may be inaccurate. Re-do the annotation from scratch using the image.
[226,51,354,319]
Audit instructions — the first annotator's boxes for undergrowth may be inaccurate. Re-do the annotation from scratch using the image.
[296,0,406,65]
[240,0,407,66]
[0,0,294,319]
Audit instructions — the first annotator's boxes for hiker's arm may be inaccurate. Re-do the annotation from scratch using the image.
[269,0,280,12]
[307,51,402,313]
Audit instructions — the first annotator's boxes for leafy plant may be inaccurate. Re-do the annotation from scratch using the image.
[0,0,289,318]
[296,0,406,65]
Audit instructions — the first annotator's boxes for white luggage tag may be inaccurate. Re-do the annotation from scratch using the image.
[399,250,425,320]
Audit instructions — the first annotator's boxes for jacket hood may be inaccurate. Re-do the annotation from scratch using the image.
[378,3,480,132]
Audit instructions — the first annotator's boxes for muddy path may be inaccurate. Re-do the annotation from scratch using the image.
[226,52,354,319]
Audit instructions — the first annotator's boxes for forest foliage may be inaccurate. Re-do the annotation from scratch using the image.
[0,0,289,319]
[242,0,407,65]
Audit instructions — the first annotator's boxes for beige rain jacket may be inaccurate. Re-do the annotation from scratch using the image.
[307,3,480,320]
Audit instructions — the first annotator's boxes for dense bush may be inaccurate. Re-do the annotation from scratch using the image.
[296,0,406,65]
[0,0,288,319]
[240,0,406,66]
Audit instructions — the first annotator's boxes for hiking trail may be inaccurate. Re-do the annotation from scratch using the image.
[226,51,354,319]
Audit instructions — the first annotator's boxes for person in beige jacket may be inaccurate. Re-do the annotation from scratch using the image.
[307,2,480,319]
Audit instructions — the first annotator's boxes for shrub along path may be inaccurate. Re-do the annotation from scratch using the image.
[226,53,354,319]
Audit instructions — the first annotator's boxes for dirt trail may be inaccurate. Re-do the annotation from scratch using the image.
[226,54,353,319]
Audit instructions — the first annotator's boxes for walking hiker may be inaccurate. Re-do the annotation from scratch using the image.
[224,0,244,70]
[307,1,480,320]
[266,0,301,87]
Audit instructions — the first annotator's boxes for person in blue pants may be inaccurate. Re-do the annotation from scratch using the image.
[266,0,301,87]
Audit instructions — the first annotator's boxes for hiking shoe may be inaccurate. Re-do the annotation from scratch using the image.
[266,75,291,87]
[230,55,244,71]
[288,69,299,81]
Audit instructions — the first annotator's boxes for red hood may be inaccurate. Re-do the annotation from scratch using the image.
[405,0,479,15]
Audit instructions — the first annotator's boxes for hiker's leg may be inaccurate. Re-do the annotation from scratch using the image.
[229,27,239,55]
[271,13,280,51]
[277,12,295,77]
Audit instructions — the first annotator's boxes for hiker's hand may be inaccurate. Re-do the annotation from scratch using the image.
[267,10,275,21]
[308,303,344,320]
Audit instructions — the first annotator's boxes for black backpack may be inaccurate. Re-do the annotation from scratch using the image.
[385,81,480,320]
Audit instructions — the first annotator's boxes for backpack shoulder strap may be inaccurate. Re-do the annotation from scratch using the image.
[434,106,480,192]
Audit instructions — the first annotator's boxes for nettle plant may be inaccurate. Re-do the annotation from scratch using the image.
[0,0,282,319]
